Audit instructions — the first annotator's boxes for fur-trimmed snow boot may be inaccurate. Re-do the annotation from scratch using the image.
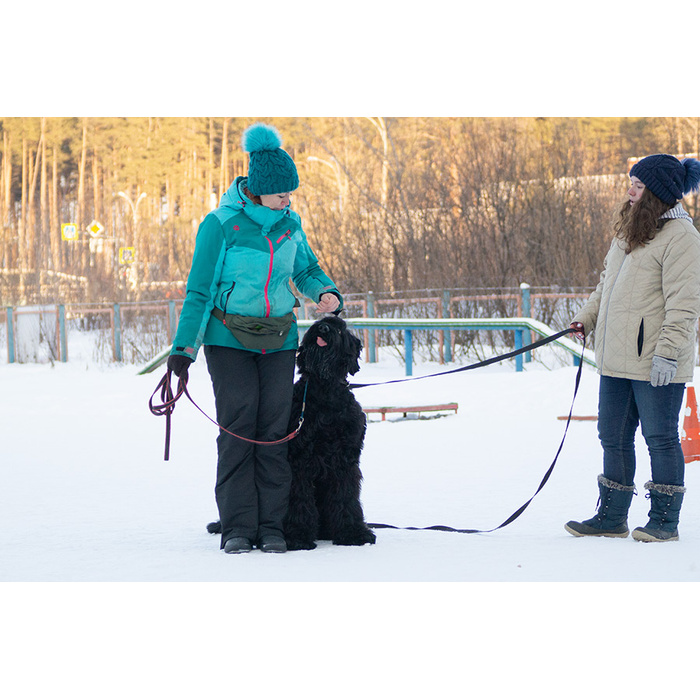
[632,481,686,542]
[565,474,635,538]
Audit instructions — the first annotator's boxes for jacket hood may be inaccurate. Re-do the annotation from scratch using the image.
[219,176,291,232]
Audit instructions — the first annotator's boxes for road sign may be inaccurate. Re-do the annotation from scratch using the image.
[86,220,105,238]
[119,247,136,264]
[61,223,78,241]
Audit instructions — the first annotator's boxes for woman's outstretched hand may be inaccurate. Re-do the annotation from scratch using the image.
[569,322,585,341]
[316,293,340,314]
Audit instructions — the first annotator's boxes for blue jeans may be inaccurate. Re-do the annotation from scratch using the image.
[598,375,686,487]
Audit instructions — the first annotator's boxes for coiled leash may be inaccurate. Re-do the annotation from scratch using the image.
[349,327,587,534]
[148,371,307,460]
[149,328,585,533]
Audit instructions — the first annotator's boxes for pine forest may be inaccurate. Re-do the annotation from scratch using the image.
[2,116,700,307]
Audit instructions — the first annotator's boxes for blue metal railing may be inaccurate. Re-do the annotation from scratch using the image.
[297,316,595,376]
[2,302,594,374]
[135,317,594,375]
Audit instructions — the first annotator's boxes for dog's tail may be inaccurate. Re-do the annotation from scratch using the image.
[206,520,222,534]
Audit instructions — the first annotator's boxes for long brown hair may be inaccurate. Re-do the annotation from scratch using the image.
[614,187,672,253]
[243,186,262,205]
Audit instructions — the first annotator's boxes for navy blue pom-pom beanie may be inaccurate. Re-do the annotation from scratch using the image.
[242,123,299,196]
[630,153,700,205]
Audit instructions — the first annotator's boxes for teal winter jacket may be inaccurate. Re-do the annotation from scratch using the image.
[170,176,342,360]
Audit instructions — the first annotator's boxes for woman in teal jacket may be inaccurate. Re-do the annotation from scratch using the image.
[168,123,342,554]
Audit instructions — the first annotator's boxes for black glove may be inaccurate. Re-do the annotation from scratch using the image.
[167,354,193,378]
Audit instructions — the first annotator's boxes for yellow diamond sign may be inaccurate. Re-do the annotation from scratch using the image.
[87,220,105,238]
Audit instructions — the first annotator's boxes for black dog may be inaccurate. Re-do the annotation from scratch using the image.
[207,315,376,551]
[284,315,376,550]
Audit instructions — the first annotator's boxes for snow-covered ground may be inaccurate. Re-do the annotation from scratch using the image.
[4,340,699,583]
[2,338,698,697]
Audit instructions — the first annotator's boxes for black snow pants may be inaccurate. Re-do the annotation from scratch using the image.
[204,345,296,548]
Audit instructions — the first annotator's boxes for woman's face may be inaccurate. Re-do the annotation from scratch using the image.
[260,192,291,210]
[628,176,646,205]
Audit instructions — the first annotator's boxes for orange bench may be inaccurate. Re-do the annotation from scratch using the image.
[363,403,459,421]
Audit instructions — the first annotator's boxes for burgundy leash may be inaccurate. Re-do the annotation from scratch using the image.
[148,370,306,461]
[149,328,584,470]
[151,329,588,535]
[148,371,183,461]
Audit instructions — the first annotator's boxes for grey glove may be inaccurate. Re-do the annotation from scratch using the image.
[650,356,677,387]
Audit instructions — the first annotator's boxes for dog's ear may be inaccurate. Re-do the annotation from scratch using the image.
[346,333,362,375]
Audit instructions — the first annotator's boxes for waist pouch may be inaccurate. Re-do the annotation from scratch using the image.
[212,307,294,350]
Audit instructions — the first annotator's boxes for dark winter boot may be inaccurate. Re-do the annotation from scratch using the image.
[632,481,686,542]
[224,537,253,554]
[565,474,635,538]
[257,535,288,553]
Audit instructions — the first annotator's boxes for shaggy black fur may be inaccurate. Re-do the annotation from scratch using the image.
[284,315,376,550]
[206,315,376,551]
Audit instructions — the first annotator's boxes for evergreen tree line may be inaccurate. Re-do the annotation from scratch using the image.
[1,116,699,307]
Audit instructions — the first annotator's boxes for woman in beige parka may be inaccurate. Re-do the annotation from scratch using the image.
[565,154,700,543]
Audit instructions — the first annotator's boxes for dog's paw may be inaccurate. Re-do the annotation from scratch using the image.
[206,520,222,534]
[332,528,376,546]
[286,539,317,551]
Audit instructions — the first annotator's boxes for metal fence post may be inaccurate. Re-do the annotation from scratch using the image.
[58,304,68,362]
[520,283,532,363]
[514,329,524,372]
[366,291,376,363]
[113,303,123,362]
[168,300,177,343]
[6,307,15,363]
[405,329,413,376]
[442,289,452,363]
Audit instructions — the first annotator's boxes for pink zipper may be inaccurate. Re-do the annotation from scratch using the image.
[263,235,274,317]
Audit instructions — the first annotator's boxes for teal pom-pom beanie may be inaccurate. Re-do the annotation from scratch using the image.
[242,123,299,196]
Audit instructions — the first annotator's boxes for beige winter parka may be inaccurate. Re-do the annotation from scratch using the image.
[573,216,700,383]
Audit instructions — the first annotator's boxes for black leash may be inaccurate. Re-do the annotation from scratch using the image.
[363,330,587,534]
[149,326,587,533]
[349,327,577,389]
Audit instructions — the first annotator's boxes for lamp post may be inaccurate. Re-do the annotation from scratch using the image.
[307,156,344,214]
[363,117,389,208]
[117,190,147,230]
[116,191,147,294]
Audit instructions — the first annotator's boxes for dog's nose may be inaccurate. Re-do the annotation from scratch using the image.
[317,323,330,335]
